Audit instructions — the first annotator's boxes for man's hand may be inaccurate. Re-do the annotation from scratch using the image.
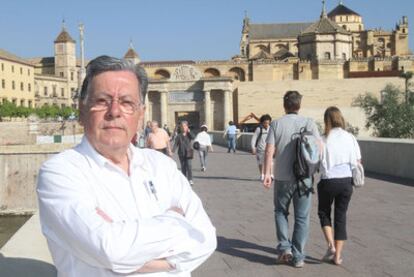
[136,259,175,273]
[251,148,256,155]
[263,174,273,189]
[169,206,185,216]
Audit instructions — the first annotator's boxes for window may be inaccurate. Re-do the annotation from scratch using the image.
[70,72,74,81]
[44,86,48,96]
[28,69,30,76]
[28,100,33,108]
[342,53,347,60]
[12,98,17,105]
[11,65,14,73]
[20,99,25,107]
[28,83,31,92]
[1,63,4,71]
[12,81,15,90]
[61,88,65,97]
[324,52,331,59]
[20,82,24,91]
[53,85,57,96]
[60,72,64,77]
[61,104,66,108]
[1,79,5,89]
[20,67,23,74]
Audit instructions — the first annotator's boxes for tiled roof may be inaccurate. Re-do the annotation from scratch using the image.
[124,48,139,59]
[27,57,54,65]
[249,22,312,40]
[301,16,351,35]
[0,48,33,66]
[54,29,75,43]
[328,3,360,17]
[250,50,273,60]
[273,48,295,60]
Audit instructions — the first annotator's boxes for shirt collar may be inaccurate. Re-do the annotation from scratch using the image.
[79,136,148,171]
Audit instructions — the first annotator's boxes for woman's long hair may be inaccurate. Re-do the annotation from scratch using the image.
[324,106,345,136]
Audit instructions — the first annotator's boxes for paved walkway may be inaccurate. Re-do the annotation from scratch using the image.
[191,146,414,277]
[1,145,413,277]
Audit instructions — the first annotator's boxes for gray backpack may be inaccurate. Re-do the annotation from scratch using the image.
[292,126,321,195]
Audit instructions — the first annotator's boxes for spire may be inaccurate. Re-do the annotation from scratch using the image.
[55,19,75,43]
[242,10,250,34]
[321,0,327,18]
[339,0,343,5]
[62,18,66,30]
[124,40,140,64]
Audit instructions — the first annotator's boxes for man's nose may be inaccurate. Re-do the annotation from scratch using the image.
[107,99,121,117]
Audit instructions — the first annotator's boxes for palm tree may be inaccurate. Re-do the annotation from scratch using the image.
[400,71,413,104]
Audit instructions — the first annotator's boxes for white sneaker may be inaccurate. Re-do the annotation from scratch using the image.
[189,180,194,186]
[260,174,264,181]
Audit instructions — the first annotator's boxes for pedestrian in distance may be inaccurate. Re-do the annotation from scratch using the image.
[251,114,273,181]
[173,121,195,185]
[146,120,173,157]
[37,55,216,276]
[223,121,237,153]
[318,106,362,265]
[263,90,321,268]
[194,124,213,172]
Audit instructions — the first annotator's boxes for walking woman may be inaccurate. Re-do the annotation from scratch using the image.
[173,121,194,185]
[318,106,362,265]
[194,124,213,172]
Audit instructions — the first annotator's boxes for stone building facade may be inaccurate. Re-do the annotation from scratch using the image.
[0,1,413,134]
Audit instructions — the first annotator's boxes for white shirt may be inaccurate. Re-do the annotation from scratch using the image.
[37,137,216,277]
[194,131,212,147]
[320,128,362,179]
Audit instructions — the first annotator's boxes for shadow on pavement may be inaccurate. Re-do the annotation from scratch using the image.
[366,172,414,187]
[0,254,56,277]
[195,176,258,182]
[216,236,276,265]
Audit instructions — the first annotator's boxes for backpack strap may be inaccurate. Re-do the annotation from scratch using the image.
[255,126,263,148]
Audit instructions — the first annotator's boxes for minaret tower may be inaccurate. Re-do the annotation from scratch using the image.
[78,22,86,89]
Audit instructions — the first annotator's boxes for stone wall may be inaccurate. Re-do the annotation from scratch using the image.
[0,121,83,145]
[0,144,73,214]
[236,77,405,137]
[210,131,414,181]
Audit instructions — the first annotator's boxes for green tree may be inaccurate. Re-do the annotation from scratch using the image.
[400,71,413,104]
[353,84,414,138]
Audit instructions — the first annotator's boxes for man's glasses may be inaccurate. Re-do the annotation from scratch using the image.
[88,96,143,114]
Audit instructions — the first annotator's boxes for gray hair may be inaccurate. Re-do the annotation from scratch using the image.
[80,55,148,104]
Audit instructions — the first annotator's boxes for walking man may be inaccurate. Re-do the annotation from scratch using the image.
[251,114,272,181]
[146,120,172,156]
[263,91,320,268]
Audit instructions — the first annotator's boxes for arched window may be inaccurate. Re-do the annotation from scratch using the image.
[228,67,246,81]
[154,69,170,80]
[204,68,220,78]
[324,52,331,60]
[255,45,268,52]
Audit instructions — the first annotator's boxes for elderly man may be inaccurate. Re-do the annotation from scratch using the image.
[146,120,172,156]
[37,56,216,276]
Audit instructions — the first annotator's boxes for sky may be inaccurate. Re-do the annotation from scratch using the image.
[1,0,413,62]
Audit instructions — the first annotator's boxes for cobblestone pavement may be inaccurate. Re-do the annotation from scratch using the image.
[186,146,414,277]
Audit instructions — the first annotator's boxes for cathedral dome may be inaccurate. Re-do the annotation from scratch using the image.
[328,2,360,17]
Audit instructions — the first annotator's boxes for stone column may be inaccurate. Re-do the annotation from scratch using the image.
[160,90,168,127]
[204,90,212,129]
[144,92,150,123]
[223,89,233,127]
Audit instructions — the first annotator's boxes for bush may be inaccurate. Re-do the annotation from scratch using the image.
[353,84,414,138]
[0,100,78,121]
